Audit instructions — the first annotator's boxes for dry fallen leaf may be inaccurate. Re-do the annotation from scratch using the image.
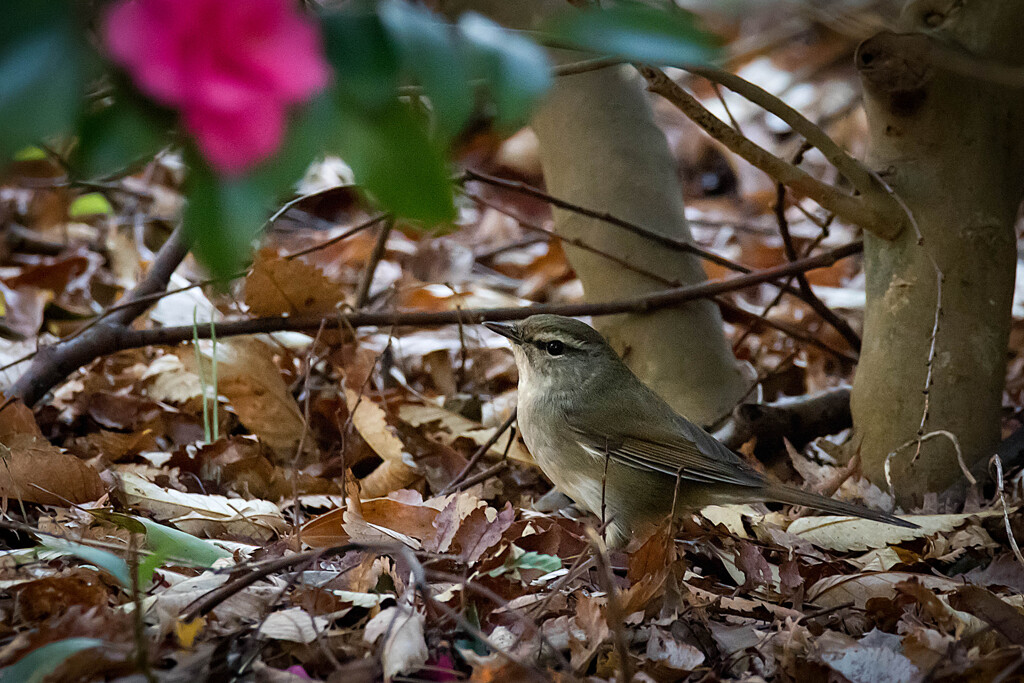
[256,607,328,644]
[142,353,202,403]
[245,250,346,317]
[347,389,418,497]
[398,402,531,463]
[646,628,705,672]
[787,510,1007,551]
[812,630,921,683]
[115,471,287,541]
[364,603,429,680]
[180,338,306,456]
[807,571,963,610]
[0,401,103,505]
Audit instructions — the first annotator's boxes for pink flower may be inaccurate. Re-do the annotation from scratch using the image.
[102,0,330,175]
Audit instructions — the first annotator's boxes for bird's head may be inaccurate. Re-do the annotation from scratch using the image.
[484,315,622,392]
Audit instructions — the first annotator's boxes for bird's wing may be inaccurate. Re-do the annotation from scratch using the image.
[569,425,765,489]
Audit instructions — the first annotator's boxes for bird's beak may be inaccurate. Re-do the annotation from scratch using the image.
[484,321,521,344]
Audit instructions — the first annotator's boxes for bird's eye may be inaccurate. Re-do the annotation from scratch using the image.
[545,340,565,356]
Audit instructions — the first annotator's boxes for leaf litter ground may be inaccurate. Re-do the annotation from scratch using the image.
[2,9,1024,683]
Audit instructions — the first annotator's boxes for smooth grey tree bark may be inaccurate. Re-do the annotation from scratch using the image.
[852,0,1024,504]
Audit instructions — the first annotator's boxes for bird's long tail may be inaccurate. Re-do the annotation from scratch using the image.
[762,483,919,529]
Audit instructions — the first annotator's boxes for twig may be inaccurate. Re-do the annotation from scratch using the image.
[553,55,626,77]
[884,430,973,496]
[773,183,861,351]
[263,183,358,229]
[284,212,389,260]
[638,65,902,239]
[128,534,156,683]
[465,170,864,349]
[687,63,902,219]
[463,168,745,273]
[10,225,192,406]
[11,242,861,405]
[467,190,686,287]
[450,460,509,493]
[355,217,395,308]
[470,190,855,360]
[588,532,633,683]
[990,455,1024,568]
[442,409,517,494]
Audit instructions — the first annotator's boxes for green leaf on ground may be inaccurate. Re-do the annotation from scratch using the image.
[93,510,230,567]
[68,193,113,218]
[41,538,131,588]
[488,548,562,578]
[0,638,105,683]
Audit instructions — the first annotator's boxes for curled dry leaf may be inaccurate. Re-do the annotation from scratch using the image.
[141,353,202,403]
[346,389,418,497]
[949,585,1024,646]
[115,471,287,541]
[364,604,429,680]
[787,509,1008,551]
[180,338,306,456]
[646,628,705,672]
[343,494,444,550]
[0,401,103,505]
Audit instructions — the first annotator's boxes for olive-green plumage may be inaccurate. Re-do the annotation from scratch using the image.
[485,314,916,547]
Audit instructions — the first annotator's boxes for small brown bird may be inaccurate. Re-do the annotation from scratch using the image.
[485,314,916,547]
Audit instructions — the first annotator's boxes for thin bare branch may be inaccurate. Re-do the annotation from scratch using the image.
[106,241,863,349]
[638,65,903,239]
[687,63,903,220]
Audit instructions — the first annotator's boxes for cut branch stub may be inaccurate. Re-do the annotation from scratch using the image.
[856,33,934,118]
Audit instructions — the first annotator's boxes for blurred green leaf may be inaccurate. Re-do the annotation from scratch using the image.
[321,9,400,110]
[184,159,269,279]
[379,0,473,140]
[458,13,551,128]
[0,1,85,161]
[247,93,337,194]
[333,98,455,224]
[542,2,721,67]
[42,538,131,588]
[68,193,113,218]
[74,93,170,179]
[0,638,105,683]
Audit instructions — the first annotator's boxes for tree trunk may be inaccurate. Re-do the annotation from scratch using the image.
[444,0,751,424]
[852,0,1024,504]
